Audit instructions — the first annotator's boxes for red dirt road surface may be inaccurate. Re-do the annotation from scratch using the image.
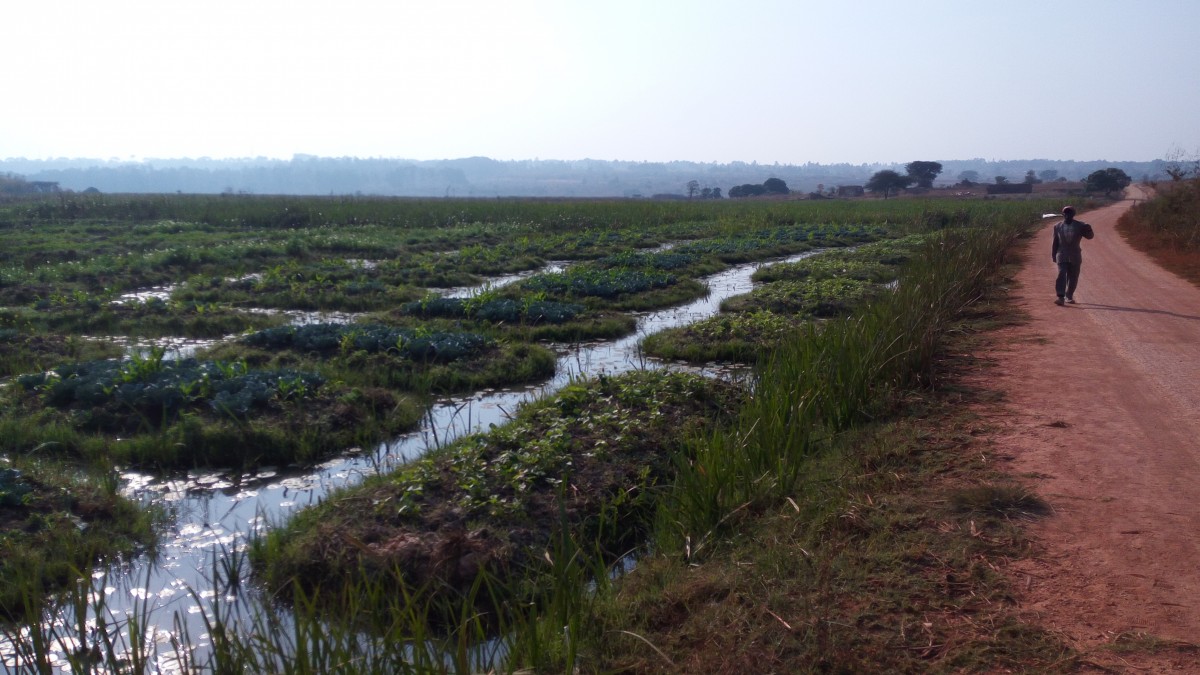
[980,186,1200,670]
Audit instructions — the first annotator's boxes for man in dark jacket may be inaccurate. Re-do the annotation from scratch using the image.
[1052,205,1095,305]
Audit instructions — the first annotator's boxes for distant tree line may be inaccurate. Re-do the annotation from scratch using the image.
[962,169,1062,186]
[0,156,1175,199]
[864,161,1133,199]
[728,177,789,198]
[684,180,723,199]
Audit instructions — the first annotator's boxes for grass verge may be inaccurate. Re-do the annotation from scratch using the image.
[573,224,1080,672]
[1118,179,1200,286]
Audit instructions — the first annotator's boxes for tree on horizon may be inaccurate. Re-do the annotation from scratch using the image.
[866,170,912,199]
[1085,167,1131,197]
[905,161,943,189]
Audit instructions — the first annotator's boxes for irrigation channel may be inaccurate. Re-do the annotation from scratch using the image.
[2,249,822,672]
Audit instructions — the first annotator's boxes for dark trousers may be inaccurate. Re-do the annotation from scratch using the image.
[1056,260,1082,298]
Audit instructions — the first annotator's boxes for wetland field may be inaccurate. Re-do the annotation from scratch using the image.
[0,193,1058,673]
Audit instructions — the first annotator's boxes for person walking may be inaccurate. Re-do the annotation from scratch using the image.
[1052,205,1095,305]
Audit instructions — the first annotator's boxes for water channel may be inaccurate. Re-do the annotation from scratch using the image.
[2,250,819,672]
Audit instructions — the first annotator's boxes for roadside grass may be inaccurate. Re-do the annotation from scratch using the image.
[588,414,1074,672]
[579,227,1080,673]
[1118,178,1200,286]
[950,484,1050,519]
[1104,632,1200,656]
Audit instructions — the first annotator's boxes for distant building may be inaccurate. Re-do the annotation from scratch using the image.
[837,185,864,197]
[29,181,60,193]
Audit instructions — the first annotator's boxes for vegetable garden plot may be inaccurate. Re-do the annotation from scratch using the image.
[1,295,287,339]
[243,323,493,362]
[254,370,745,619]
[221,322,559,395]
[17,355,326,425]
[675,222,890,262]
[639,235,931,364]
[720,276,880,316]
[521,266,678,299]
[2,348,424,468]
[639,309,804,363]
[752,233,931,283]
[401,296,586,325]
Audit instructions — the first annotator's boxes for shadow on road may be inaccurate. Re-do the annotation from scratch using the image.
[1075,302,1200,322]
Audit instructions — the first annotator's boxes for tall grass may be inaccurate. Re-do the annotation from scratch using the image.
[1118,178,1200,284]
[661,211,1031,552]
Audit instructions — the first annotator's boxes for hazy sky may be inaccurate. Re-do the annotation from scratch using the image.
[6,0,1198,164]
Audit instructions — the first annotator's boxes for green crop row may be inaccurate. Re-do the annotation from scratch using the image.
[401,296,585,325]
[17,350,325,427]
[242,323,493,362]
[521,266,677,299]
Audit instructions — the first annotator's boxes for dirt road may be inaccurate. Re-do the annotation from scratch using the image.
[979,186,1200,668]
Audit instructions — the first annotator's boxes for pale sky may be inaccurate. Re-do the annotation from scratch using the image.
[5,0,1198,164]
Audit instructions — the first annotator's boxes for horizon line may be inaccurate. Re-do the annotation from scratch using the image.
[1,155,1169,166]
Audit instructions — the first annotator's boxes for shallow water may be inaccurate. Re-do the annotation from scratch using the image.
[112,285,178,305]
[112,259,579,362]
[435,261,569,299]
[1,250,818,672]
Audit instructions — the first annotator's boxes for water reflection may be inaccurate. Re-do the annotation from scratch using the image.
[435,261,570,299]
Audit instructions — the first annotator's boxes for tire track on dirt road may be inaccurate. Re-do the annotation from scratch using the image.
[979,186,1200,669]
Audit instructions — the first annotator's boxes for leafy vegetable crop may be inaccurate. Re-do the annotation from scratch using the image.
[17,353,324,423]
[521,266,676,299]
[401,297,584,324]
[243,322,492,362]
[595,250,705,271]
